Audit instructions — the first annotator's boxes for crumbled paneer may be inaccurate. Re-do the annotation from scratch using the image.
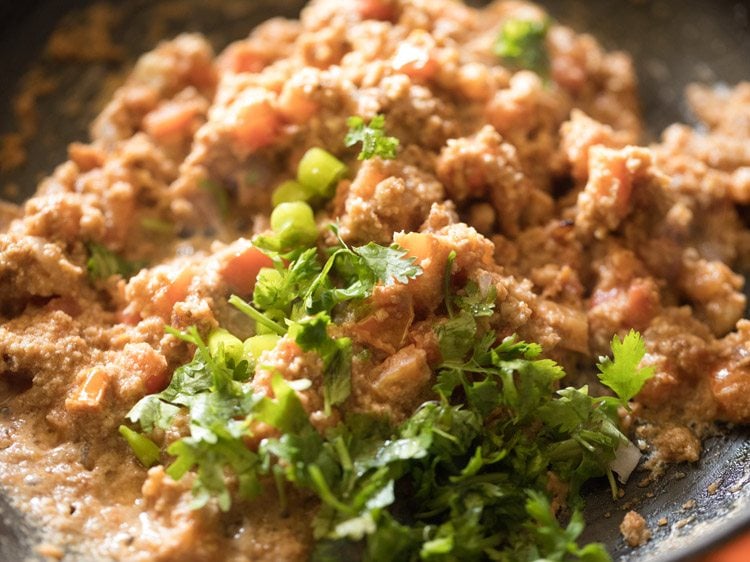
[620,510,652,547]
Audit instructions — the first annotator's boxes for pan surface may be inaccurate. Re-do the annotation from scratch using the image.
[1,1,749,561]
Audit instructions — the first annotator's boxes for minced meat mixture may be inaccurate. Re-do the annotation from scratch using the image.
[1,0,749,560]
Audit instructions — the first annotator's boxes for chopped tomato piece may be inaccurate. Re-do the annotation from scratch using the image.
[218,41,267,74]
[143,100,202,140]
[392,32,438,80]
[153,266,196,320]
[65,367,110,412]
[349,290,414,354]
[227,89,280,151]
[396,232,453,314]
[220,240,273,296]
[278,83,319,124]
[357,0,397,21]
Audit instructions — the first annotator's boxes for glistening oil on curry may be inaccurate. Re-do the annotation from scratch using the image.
[1,0,750,560]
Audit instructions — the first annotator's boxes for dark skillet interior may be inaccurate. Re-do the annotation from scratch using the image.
[1,1,750,561]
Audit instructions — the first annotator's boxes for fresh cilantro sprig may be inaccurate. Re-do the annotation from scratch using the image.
[290,313,353,414]
[344,115,400,160]
[125,326,260,510]
[597,330,655,407]
[252,225,421,322]
[86,242,146,280]
[246,227,422,413]
[493,18,551,77]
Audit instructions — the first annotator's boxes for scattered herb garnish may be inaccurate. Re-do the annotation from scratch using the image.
[140,216,174,235]
[122,228,654,561]
[597,329,655,407]
[199,178,230,218]
[247,225,421,412]
[493,18,551,77]
[345,115,400,160]
[86,242,145,280]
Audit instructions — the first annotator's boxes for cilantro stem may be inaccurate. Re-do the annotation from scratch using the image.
[308,464,354,515]
[165,448,195,480]
[303,248,346,311]
[432,427,460,444]
[229,294,286,336]
[443,250,457,318]
[606,468,618,500]
[333,435,353,472]
[273,465,289,515]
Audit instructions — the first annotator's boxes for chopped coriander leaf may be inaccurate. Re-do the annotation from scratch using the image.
[597,329,655,406]
[345,115,400,160]
[290,313,353,413]
[127,325,259,510]
[140,216,174,234]
[229,294,287,336]
[354,243,422,286]
[294,229,422,315]
[121,241,630,560]
[493,18,551,77]
[86,242,145,280]
[252,247,321,318]
[198,178,230,218]
[515,491,610,561]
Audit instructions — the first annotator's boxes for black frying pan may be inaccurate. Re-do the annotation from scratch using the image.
[1,1,750,561]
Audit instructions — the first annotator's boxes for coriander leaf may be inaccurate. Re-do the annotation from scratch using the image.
[122,270,627,560]
[166,435,260,511]
[493,18,550,77]
[199,178,229,218]
[325,337,353,412]
[597,330,655,404]
[256,373,311,434]
[521,491,611,562]
[253,248,321,316]
[353,242,422,286]
[126,394,180,432]
[127,325,262,510]
[292,312,332,351]
[436,312,477,363]
[363,514,419,562]
[86,242,145,280]
[345,114,400,160]
[304,238,421,314]
[455,280,496,318]
[291,313,353,412]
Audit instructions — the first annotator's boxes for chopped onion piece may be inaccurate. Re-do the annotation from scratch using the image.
[610,439,641,484]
